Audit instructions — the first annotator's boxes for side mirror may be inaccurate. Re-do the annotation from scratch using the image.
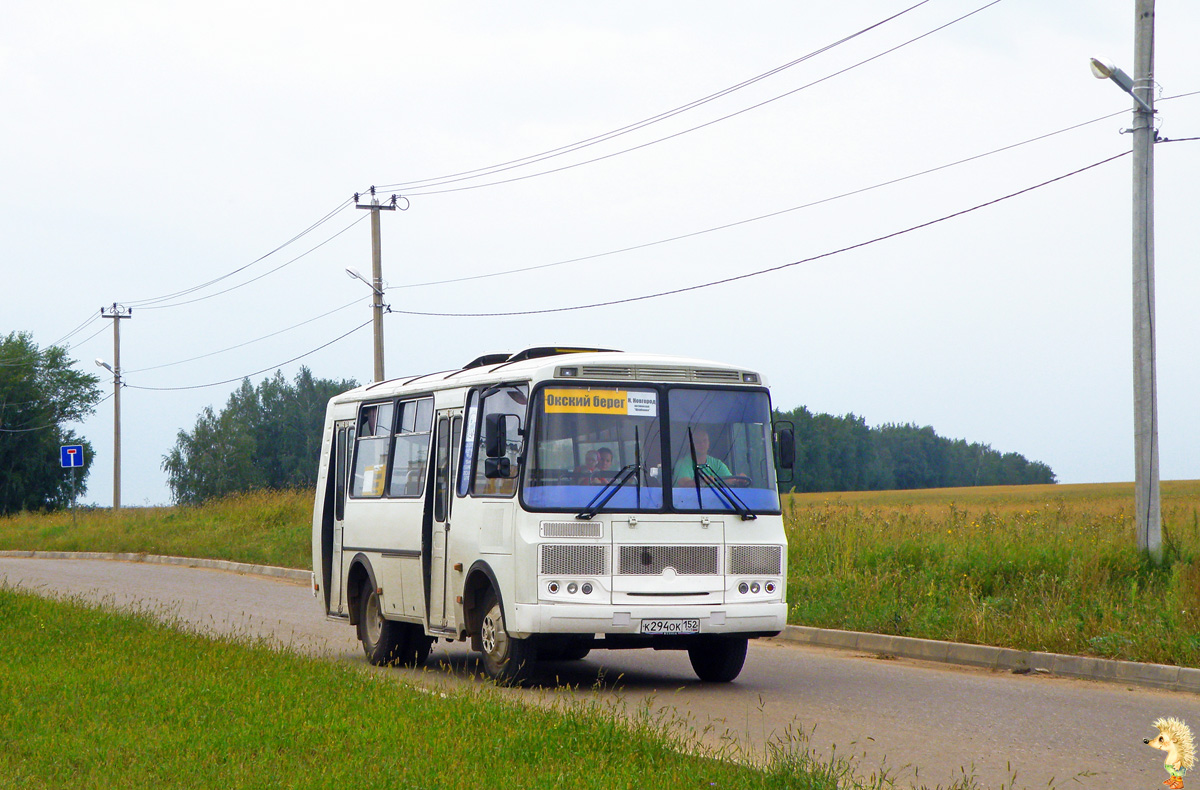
[484,457,513,479]
[484,413,519,459]
[774,423,795,470]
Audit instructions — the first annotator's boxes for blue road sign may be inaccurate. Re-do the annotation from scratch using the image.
[60,445,84,468]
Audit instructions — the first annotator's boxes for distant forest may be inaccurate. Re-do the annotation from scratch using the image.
[774,406,1056,493]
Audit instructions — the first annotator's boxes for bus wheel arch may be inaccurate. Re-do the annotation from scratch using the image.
[461,561,499,651]
[478,587,535,683]
[345,554,376,627]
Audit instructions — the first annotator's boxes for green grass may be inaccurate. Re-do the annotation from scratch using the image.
[3,482,1198,666]
[0,488,311,568]
[784,481,1200,667]
[0,587,983,790]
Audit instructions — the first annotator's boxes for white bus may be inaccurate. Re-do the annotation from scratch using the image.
[311,347,794,683]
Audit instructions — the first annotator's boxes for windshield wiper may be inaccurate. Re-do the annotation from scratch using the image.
[695,464,756,521]
[576,464,639,520]
[576,425,643,520]
[686,428,756,521]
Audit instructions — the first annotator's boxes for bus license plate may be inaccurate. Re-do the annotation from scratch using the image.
[639,618,700,635]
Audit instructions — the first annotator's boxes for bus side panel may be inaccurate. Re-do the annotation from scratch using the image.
[341,498,425,621]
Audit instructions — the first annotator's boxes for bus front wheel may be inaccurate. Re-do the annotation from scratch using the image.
[688,636,748,682]
[479,590,535,683]
[357,581,408,666]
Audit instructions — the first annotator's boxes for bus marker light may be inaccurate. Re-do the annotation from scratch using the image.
[582,583,593,595]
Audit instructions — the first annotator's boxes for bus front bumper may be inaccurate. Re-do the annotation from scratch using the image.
[511,601,786,639]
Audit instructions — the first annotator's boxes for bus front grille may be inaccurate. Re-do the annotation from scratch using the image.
[728,545,783,575]
[618,545,720,576]
[540,544,608,576]
[576,364,747,383]
[540,521,604,538]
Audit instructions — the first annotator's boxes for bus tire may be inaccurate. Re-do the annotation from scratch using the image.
[479,590,535,683]
[357,581,408,666]
[399,624,433,668]
[540,636,593,662]
[688,636,748,683]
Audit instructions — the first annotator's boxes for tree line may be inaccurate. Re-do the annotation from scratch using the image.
[775,405,1056,493]
[3,325,1057,513]
[162,367,356,505]
[0,332,102,515]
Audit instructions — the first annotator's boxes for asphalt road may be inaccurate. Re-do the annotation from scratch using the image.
[3,557,1197,789]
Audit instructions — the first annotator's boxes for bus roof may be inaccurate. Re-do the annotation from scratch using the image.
[330,347,766,405]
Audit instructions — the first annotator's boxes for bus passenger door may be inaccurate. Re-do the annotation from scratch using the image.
[329,420,354,616]
[429,410,462,628]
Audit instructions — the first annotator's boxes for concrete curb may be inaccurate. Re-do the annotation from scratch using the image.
[777,624,1200,695]
[0,550,311,584]
[3,551,1196,694]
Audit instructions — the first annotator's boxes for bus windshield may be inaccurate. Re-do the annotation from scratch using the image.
[523,385,780,514]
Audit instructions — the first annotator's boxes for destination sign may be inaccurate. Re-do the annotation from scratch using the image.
[543,389,657,417]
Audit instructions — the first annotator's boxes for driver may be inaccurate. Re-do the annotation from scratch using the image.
[672,427,736,485]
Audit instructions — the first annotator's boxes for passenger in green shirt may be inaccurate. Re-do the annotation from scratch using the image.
[672,427,733,484]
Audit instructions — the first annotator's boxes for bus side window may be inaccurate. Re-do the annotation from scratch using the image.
[335,426,347,520]
[471,385,527,497]
[351,401,394,498]
[457,390,479,497]
[389,397,433,498]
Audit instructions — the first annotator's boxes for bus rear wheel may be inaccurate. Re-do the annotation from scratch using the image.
[688,636,748,683]
[479,590,535,683]
[357,581,408,666]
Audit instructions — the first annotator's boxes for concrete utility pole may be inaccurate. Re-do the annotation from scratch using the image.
[98,303,132,511]
[355,188,397,383]
[1130,0,1161,559]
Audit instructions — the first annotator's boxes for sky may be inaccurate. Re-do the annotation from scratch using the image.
[3,1,1199,506]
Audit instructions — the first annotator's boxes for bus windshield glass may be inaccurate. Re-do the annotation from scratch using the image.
[523,385,780,514]
[525,387,663,511]
[666,388,780,513]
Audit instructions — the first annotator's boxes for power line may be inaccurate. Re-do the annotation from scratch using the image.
[376,0,933,192]
[135,213,367,311]
[61,322,111,352]
[125,296,366,373]
[390,106,1130,292]
[121,197,356,309]
[383,0,1005,198]
[125,319,373,392]
[389,151,1131,318]
[0,392,114,433]
[49,313,103,350]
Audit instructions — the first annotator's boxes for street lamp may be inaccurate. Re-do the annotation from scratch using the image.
[95,357,122,511]
[1089,58,1154,113]
[1090,0,1161,560]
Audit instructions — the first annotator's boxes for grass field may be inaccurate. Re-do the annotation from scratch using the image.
[2,482,1197,667]
[0,587,983,790]
[784,481,1200,667]
[0,488,312,569]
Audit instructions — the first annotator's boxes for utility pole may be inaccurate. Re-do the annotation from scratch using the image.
[355,187,397,383]
[99,303,132,511]
[1131,0,1161,559]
